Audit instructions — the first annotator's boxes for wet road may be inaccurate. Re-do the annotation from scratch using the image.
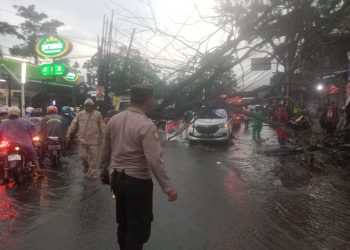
[1,126,350,250]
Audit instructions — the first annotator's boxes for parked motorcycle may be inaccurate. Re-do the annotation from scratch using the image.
[288,110,312,130]
[0,139,35,184]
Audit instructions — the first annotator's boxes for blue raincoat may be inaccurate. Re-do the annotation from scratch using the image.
[0,117,37,160]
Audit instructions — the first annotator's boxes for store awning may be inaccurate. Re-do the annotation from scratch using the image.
[0,57,80,87]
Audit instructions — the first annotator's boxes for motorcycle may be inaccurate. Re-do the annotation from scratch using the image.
[0,139,35,184]
[32,135,42,160]
[288,110,312,130]
[43,136,63,168]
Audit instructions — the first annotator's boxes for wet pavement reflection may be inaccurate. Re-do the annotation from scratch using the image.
[0,126,349,250]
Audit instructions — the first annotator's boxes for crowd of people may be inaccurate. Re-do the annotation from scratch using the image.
[0,85,177,249]
[251,98,350,147]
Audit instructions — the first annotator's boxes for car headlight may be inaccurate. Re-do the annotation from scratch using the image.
[218,122,229,129]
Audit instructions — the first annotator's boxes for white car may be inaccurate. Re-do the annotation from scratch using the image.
[188,109,232,143]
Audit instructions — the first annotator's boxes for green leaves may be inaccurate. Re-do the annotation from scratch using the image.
[8,5,64,63]
[0,22,23,39]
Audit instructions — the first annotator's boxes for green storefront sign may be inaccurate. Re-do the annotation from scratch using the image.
[63,70,78,82]
[40,63,66,77]
[35,36,72,58]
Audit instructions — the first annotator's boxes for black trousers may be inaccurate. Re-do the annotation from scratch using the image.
[111,170,153,250]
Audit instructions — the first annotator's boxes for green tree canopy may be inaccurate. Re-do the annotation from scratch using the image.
[84,46,166,99]
[217,0,350,69]
[9,4,64,63]
[216,0,350,97]
[0,22,23,38]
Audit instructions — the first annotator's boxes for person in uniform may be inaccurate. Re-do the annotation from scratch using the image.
[66,98,105,179]
[99,84,177,250]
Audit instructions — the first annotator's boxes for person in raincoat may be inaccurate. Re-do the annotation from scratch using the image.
[0,105,9,124]
[66,98,105,179]
[252,105,264,141]
[61,106,75,128]
[0,106,42,180]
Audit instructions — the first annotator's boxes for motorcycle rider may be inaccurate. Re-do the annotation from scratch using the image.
[104,109,118,123]
[61,106,75,128]
[0,106,42,178]
[29,108,43,133]
[0,105,9,124]
[25,106,34,118]
[41,106,66,142]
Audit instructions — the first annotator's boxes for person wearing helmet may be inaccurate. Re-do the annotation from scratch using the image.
[104,109,118,123]
[0,106,42,176]
[61,106,75,128]
[25,106,34,118]
[0,105,9,124]
[66,98,105,179]
[29,108,43,133]
[41,106,66,143]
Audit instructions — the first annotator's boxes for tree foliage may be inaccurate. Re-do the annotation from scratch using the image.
[217,0,350,70]
[9,5,64,63]
[0,22,23,38]
[83,46,166,98]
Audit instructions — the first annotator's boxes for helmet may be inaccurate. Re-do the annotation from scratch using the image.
[0,105,8,115]
[62,106,71,113]
[31,108,43,117]
[8,106,21,117]
[26,107,34,114]
[47,106,58,114]
[107,109,118,118]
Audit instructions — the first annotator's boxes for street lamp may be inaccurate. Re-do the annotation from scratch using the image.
[347,51,350,81]
[21,63,26,117]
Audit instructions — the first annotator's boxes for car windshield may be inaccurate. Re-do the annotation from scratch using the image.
[197,109,227,119]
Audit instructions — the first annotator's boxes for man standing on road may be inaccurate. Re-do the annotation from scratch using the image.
[99,84,177,250]
[66,98,105,179]
[252,105,264,141]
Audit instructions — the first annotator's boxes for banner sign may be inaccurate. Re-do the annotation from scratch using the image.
[35,36,72,58]
[63,70,78,82]
[39,63,66,77]
[96,85,105,101]
[251,57,272,71]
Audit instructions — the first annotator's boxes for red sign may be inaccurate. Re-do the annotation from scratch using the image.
[96,85,104,101]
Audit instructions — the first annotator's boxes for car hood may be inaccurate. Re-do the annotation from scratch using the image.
[194,118,227,126]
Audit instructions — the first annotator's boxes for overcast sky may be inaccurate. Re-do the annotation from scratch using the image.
[0,0,273,89]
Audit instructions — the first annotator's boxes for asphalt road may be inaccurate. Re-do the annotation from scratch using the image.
[0,126,350,250]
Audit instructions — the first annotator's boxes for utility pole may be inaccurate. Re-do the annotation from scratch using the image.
[119,28,136,95]
[97,11,115,114]
[104,9,114,102]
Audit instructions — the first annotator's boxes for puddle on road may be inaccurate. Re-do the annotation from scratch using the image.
[223,126,350,249]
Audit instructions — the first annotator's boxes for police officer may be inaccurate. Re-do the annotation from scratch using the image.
[99,84,177,250]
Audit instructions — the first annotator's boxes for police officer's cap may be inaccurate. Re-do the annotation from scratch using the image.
[130,84,153,104]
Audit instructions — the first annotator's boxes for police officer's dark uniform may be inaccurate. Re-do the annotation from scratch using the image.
[99,84,175,250]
